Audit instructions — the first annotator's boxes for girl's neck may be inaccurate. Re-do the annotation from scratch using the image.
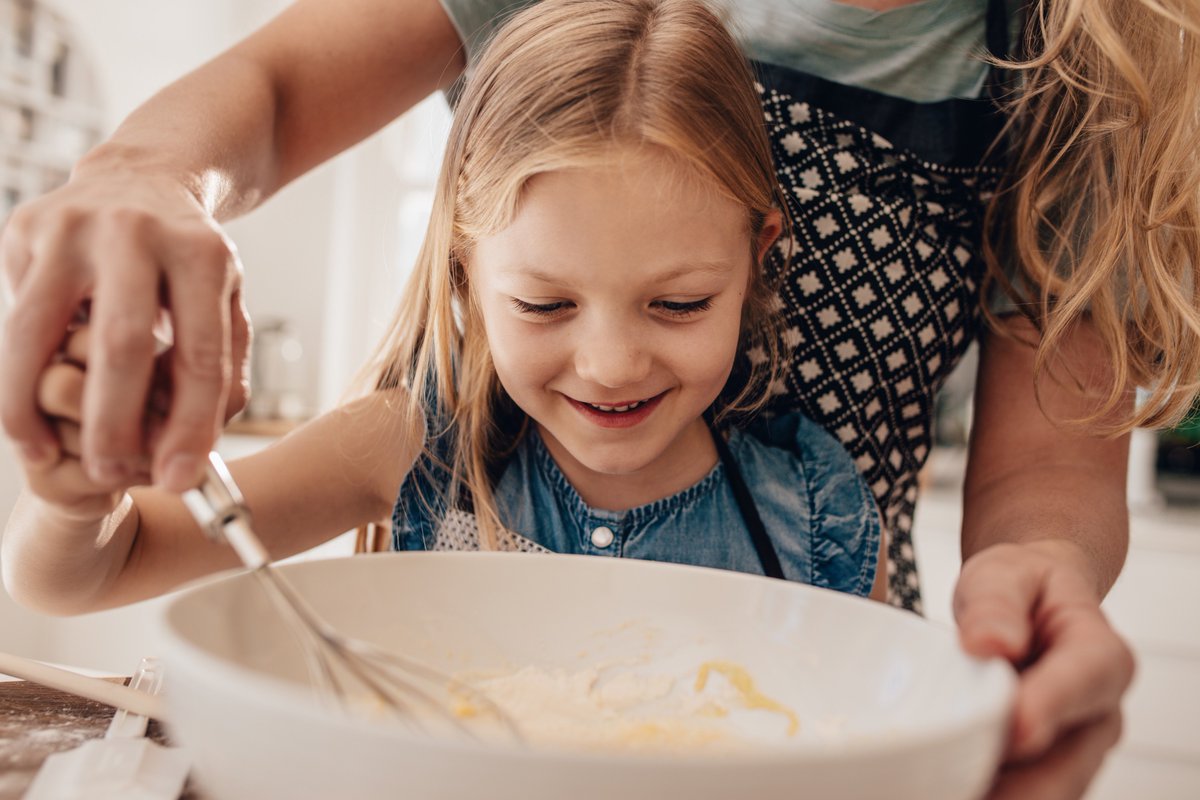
[536,418,718,512]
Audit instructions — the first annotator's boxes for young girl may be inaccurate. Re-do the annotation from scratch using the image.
[1,0,885,615]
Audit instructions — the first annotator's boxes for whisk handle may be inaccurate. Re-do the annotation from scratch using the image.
[181,452,272,569]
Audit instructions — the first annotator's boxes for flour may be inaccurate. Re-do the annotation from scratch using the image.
[21,726,95,746]
[454,660,800,753]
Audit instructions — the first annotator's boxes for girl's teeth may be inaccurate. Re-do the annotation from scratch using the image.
[589,400,645,412]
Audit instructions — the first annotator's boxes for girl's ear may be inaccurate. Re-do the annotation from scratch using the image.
[755,208,784,264]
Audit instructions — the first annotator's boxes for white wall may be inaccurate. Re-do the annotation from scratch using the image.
[0,0,448,670]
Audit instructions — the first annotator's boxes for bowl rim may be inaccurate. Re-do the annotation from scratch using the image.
[159,551,1016,767]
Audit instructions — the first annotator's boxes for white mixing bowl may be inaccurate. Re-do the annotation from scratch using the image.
[159,552,1013,800]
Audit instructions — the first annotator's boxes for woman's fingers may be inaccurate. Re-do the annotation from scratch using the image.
[1,174,248,497]
[82,227,166,486]
[226,286,252,423]
[150,225,241,492]
[985,710,1123,800]
[29,345,156,515]
[1006,574,1135,759]
[0,213,86,467]
[954,543,1041,663]
[955,542,1134,763]
[41,325,170,471]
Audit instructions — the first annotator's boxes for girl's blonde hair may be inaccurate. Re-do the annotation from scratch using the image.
[363,0,784,546]
[984,0,1200,433]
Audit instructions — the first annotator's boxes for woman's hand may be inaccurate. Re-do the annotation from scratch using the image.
[0,0,467,497]
[4,321,216,614]
[961,315,1137,798]
[955,540,1135,800]
[21,325,152,523]
[0,168,250,494]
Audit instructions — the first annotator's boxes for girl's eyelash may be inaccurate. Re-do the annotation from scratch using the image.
[511,298,569,316]
[655,297,714,316]
[509,297,714,318]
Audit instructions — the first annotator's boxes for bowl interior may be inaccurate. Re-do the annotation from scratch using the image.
[162,551,1011,752]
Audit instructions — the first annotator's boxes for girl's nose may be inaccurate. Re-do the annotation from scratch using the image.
[573,317,652,389]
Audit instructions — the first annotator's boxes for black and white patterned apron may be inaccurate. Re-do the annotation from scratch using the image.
[751,0,1014,611]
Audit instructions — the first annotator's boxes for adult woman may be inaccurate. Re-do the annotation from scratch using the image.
[2,0,1195,796]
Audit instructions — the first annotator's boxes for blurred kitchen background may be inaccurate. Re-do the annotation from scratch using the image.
[0,0,451,637]
[1,1,1197,797]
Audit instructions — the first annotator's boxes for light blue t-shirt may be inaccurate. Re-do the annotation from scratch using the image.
[393,411,881,596]
[438,0,1017,102]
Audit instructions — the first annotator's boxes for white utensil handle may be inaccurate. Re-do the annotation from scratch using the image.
[105,657,165,739]
[181,452,271,569]
[0,651,165,719]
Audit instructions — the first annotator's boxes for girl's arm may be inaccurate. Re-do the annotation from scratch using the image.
[0,0,465,496]
[868,525,888,602]
[2,388,423,615]
[956,314,1135,794]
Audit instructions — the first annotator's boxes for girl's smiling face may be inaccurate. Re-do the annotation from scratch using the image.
[470,147,776,508]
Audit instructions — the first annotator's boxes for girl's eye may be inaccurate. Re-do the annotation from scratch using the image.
[511,298,570,317]
[654,297,714,317]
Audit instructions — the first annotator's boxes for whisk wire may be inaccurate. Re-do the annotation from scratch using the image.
[182,452,521,743]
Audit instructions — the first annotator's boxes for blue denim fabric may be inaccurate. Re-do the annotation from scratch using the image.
[393,411,881,597]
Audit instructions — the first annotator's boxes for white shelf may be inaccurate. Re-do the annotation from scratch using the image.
[0,75,102,128]
[0,0,102,217]
[2,136,81,171]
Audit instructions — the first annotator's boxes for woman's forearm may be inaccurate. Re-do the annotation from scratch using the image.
[73,0,467,220]
[74,53,282,220]
[964,316,1132,597]
[962,462,1129,597]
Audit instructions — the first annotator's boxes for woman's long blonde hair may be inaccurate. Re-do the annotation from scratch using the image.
[984,0,1200,433]
[362,0,784,546]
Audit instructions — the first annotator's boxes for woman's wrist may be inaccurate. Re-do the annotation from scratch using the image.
[72,139,185,182]
[964,537,1106,603]
[74,144,216,213]
[962,477,1128,599]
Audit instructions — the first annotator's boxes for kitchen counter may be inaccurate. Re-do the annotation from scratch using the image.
[0,680,195,799]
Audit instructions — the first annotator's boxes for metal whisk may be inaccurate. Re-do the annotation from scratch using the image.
[181,452,521,740]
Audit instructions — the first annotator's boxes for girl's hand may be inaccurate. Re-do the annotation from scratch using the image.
[954,541,1135,800]
[21,326,150,522]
